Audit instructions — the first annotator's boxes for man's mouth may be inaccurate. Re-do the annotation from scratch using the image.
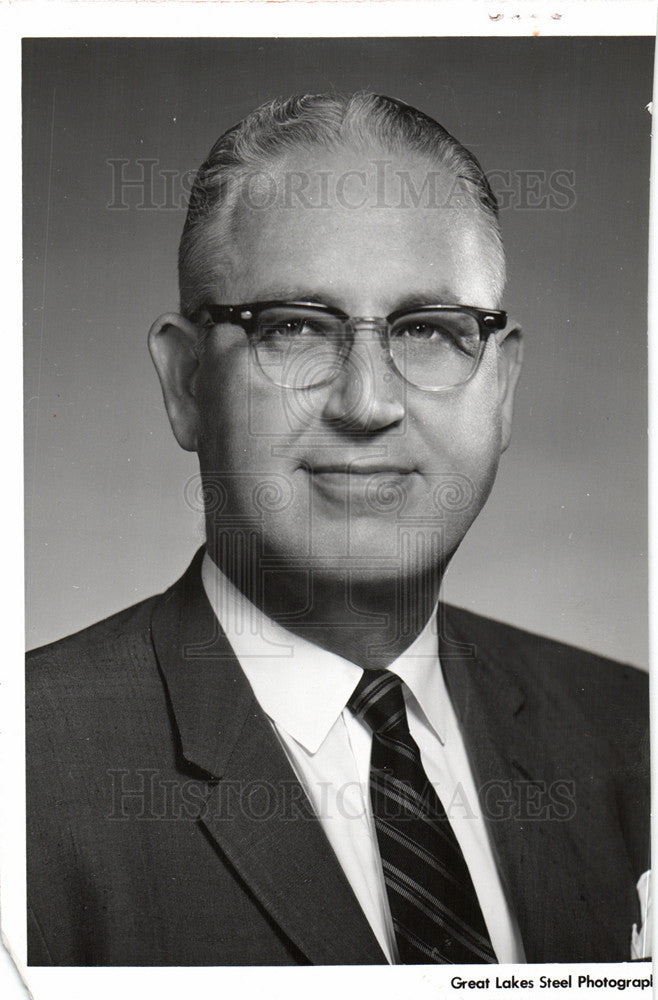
[301,462,416,476]
[299,462,418,507]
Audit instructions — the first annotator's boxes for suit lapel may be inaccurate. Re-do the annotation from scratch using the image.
[150,551,387,965]
[440,606,635,962]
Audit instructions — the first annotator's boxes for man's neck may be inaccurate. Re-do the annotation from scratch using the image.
[205,544,444,670]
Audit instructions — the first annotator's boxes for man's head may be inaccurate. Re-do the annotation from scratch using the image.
[149,93,522,597]
[176,93,506,318]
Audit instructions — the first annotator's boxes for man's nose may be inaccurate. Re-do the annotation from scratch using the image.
[321,324,406,432]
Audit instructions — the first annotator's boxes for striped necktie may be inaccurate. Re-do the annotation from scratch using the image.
[348,668,497,964]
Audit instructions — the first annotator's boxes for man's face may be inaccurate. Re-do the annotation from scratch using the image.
[190,147,518,587]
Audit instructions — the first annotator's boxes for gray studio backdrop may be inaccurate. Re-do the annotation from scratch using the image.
[24,37,652,666]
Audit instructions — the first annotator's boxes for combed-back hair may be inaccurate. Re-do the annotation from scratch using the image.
[178,92,503,318]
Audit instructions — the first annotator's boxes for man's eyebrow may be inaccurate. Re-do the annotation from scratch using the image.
[245,288,344,307]
[243,288,461,310]
[389,291,462,311]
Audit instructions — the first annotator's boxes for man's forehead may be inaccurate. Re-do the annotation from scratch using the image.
[206,145,503,309]
[234,144,482,218]
[221,235,500,314]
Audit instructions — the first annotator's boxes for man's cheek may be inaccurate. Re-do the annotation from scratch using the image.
[431,438,501,542]
[431,415,501,486]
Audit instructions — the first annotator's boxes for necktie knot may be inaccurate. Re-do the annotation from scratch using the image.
[347,669,408,736]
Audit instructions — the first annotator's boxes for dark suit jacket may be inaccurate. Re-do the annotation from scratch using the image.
[26,550,649,965]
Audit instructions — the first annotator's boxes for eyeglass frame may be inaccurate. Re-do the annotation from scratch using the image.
[194,300,508,392]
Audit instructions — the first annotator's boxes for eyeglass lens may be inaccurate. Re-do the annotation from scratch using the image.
[253,305,483,391]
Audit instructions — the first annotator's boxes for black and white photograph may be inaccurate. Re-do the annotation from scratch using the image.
[6,8,655,998]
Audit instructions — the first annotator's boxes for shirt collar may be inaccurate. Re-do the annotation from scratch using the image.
[201,551,449,753]
[202,553,360,753]
[387,619,451,746]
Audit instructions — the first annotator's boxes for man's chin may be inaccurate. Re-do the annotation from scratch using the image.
[286,538,457,590]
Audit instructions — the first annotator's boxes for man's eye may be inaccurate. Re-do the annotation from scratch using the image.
[263,317,328,338]
[391,316,479,358]
[394,321,454,342]
[271,320,305,336]
[398,322,442,340]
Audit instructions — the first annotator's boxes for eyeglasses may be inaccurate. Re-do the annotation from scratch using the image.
[196,300,507,392]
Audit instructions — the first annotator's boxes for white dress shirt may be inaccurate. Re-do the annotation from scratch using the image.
[202,552,525,964]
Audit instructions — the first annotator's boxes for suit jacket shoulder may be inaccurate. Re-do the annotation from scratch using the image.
[27,592,169,788]
[28,592,159,675]
[443,600,648,717]
[442,602,649,780]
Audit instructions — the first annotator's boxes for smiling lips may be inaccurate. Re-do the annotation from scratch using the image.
[301,463,416,505]
[303,463,415,476]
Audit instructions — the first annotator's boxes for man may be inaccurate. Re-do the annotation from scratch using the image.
[26,92,649,966]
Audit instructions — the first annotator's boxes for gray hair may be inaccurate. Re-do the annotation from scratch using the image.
[178,92,504,318]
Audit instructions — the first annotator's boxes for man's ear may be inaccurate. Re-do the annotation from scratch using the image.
[496,323,523,453]
[148,313,201,452]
